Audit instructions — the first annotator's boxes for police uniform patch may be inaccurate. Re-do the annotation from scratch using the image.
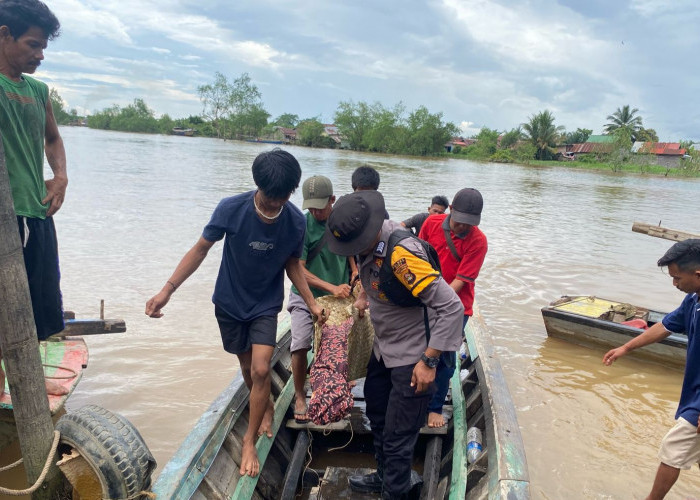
[392,257,408,275]
[377,291,388,301]
[374,258,384,268]
[403,271,416,284]
[371,280,379,290]
[375,241,386,254]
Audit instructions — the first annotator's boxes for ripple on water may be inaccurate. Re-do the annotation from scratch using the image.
[55,128,700,497]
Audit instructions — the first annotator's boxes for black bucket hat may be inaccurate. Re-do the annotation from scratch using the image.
[325,191,386,256]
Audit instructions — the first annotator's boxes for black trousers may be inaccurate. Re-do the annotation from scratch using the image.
[364,354,435,496]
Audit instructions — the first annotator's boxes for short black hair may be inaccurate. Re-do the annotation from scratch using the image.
[351,165,380,191]
[657,239,700,273]
[251,149,301,199]
[431,195,449,208]
[0,0,60,40]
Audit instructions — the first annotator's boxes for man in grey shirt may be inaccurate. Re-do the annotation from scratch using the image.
[326,190,462,499]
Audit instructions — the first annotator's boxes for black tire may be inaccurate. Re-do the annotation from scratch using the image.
[56,404,156,498]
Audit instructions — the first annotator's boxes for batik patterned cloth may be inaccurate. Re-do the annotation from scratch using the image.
[308,317,354,425]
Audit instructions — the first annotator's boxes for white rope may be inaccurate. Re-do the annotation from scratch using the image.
[0,430,61,495]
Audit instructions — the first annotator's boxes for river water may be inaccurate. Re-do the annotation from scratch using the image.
[6,127,700,498]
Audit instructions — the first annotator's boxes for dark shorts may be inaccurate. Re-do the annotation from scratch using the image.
[17,216,64,340]
[214,305,277,354]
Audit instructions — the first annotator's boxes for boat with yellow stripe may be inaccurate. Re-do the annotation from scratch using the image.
[541,295,685,368]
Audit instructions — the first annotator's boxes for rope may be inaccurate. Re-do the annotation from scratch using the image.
[0,430,61,495]
[42,363,78,380]
[325,420,354,453]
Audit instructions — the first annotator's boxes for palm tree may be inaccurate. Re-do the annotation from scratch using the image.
[522,110,563,160]
[604,105,643,141]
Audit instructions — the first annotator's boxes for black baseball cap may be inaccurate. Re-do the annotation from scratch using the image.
[451,188,483,226]
[325,191,386,256]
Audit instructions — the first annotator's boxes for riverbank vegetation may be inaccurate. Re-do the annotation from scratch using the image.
[50,71,700,175]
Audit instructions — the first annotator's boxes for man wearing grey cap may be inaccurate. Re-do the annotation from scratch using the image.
[287,175,357,423]
[419,187,488,428]
[326,190,463,499]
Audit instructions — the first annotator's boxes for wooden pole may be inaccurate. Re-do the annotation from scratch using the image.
[632,222,700,242]
[0,133,60,496]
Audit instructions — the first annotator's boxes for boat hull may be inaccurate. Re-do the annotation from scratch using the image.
[0,337,88,450]
[153,311,530,499]
[541,296,686,368]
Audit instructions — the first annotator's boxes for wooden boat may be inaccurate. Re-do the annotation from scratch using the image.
[244,138,284,144]
[172,127,195,137]
[541,295,686,367]
[153,311,530,499]
[0,313,126,451]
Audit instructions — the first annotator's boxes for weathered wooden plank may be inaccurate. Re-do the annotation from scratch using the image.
[632,221,699,242]
[280,430,311,500]
[53,318,126,336]
[448,351,468,500]
[420,435,443,500]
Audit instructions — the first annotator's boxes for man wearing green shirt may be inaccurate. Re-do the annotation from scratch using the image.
[287,175,357,422]
[0,0,67,397]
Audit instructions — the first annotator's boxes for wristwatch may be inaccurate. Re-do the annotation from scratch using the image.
[420,353,439,369]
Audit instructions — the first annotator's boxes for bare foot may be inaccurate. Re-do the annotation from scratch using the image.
[257,400,274,438]
[45,379,69,396]
[428,411,446,428]
[239,439,260,477]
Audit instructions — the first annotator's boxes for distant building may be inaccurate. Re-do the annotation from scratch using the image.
[321,124,343,147]
[445,137,477,152]
[631,141,687,168]
[276,126,297,143]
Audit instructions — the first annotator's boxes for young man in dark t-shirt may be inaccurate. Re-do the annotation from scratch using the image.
[146,149,325,479]
[604,239,700,499]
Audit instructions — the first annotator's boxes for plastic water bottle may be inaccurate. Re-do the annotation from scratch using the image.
[459,343,467,360]
[466,427,482,464]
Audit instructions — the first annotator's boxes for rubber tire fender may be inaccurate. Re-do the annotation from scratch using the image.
[56,404,156,498]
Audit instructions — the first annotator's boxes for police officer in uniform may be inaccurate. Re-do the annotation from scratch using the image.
[325,190,463,499]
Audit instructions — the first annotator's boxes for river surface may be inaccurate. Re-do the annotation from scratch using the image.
[6,127,700,498]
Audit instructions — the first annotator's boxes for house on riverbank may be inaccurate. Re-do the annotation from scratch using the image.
[631,142,687,168]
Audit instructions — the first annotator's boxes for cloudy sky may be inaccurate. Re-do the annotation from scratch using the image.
[38,0,699,140]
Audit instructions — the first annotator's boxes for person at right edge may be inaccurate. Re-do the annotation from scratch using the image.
[325,190,463,499]
[603,239,700,500]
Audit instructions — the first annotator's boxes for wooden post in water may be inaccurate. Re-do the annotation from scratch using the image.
[0,133,60,496]
[632,222,700,242]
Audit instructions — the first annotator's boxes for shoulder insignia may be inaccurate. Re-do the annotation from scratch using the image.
[375,241,386,254]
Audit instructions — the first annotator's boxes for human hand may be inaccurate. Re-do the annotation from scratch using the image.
[410,361,436,394]
[145,291,171,318]
[333,284,351,298]
[353,295,369,318]
[310,303,328,326]
[43,176,68,216]
[602,346,628,366]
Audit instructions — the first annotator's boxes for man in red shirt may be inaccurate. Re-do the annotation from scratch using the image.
[418,188,488,427]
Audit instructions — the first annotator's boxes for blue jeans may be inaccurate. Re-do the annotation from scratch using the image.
[428,315,469,414]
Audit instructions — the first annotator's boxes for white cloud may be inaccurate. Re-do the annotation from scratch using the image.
[49,0,132,45]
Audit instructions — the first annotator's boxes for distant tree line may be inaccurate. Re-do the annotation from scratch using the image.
[51,72,696,162]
